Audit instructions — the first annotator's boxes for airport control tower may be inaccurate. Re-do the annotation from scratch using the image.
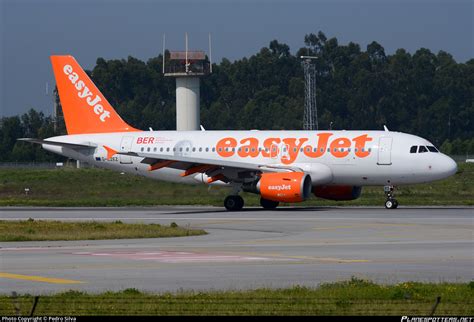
[164,34,211,131]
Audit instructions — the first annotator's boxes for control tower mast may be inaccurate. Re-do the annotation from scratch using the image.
[164,33,211,131]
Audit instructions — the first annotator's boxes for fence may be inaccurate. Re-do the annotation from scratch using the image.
[0,161,94,169]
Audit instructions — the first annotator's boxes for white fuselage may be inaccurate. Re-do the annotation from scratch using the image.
[42,130,458,187]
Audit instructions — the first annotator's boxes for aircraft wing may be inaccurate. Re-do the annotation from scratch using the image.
[117,150,302,183]
[120,150,263,171]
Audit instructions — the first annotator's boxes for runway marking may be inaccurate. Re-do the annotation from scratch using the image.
[0,272,84,284]
[232,252,370,263]
[72,251,290,263]
[312,223,422,231]
[288,256,370,263]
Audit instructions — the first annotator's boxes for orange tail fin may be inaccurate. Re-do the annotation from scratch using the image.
[50,55,139,135]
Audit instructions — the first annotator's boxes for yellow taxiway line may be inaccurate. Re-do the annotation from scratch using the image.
[0,272,84,284]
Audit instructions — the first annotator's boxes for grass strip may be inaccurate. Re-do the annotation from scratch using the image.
[0,278,472,315]
[0,219,206,241]
[0,163,472,207]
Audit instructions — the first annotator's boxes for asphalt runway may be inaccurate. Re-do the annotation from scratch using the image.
[0,206,472,294]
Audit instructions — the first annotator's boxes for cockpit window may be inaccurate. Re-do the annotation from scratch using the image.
[410,146,417,153]
[427,146,439,153]
[418,146,428,153]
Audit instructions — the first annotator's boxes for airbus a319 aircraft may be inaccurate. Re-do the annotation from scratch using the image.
[21,56,458,210]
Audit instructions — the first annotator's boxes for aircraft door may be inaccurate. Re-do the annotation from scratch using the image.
[120,136,134,164]
[377,137,392,165]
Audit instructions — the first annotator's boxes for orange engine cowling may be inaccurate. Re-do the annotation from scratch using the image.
[313,185,362,201]
[258,172,312,203]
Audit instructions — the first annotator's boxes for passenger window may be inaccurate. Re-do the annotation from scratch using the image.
[205,147,209,152]
[147,147,150,152]
[427,146,438,153]
[419,146,428,153]
[141,147,144,152]
[199,147,202,152]
[410,146,417,153]
[192,147,196,152]
[153,147,157,152]
[212,147,215,152]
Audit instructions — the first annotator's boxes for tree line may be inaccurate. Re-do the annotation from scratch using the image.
[1,31,473,161]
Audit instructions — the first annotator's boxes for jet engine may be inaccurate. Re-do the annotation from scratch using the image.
[243,172,312,203]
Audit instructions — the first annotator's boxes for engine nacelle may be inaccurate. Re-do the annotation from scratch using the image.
[256,172,312,203]
[313,185,362,201]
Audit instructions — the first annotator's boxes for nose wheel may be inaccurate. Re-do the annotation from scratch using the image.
[224,195,244,211]
[384,185,398,209]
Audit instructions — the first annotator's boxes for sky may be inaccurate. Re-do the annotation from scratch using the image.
[0,0,472,117]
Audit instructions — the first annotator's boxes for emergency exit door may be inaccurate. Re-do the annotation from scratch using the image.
[377,137,392,165]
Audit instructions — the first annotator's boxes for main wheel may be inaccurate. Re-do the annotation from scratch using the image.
[260,197,279,210]
[224,195,244,211]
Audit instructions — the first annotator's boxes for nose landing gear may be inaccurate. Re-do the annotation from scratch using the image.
[384,185,398,209]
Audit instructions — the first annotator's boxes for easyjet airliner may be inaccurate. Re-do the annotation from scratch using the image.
[20,56,458,210]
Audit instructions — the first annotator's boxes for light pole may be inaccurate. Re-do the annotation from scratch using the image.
[300,56,318,131]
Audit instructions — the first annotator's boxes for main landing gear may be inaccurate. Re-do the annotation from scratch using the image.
[224,195,244,211]
[384,185,398,209]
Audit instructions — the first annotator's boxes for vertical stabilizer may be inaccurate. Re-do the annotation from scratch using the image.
[50,55,139,134]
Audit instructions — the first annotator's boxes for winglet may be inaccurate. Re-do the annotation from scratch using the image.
[103,145,118,160]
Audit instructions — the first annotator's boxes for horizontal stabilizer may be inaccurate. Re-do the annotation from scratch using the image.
[18,138,97,149]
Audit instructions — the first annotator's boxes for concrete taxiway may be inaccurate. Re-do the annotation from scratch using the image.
[0,206,472,294]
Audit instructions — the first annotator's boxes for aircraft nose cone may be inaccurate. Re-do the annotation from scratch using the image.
[439,155,457,178]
